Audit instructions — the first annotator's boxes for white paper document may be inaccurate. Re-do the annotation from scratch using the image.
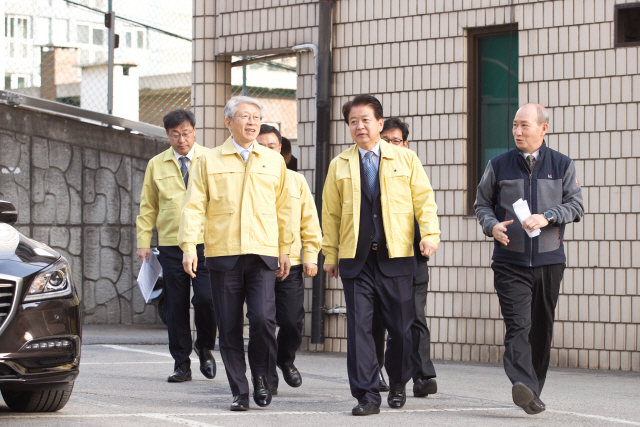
[137,250,162,303]
[512,198,541,238]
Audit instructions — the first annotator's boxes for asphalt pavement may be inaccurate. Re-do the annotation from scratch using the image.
[1,324,639,426]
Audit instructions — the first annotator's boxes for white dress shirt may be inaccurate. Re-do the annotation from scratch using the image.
[357,140,381,169]
[173,145,195,169]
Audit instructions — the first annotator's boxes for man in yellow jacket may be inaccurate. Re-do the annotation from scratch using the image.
[256,124,322,395]
[136,109,217,383]
[178,96,293,412]
[322,95,440,416]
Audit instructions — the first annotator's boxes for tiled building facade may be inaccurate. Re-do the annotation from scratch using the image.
[191,0,640,371]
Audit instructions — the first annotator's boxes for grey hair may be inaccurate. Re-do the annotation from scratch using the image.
[521,103,549,125]
[224,96,264,119]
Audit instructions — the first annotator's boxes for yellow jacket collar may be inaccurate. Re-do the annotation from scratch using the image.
[220,136,267,156]
[339,139,396,161]
[162,143,206,163]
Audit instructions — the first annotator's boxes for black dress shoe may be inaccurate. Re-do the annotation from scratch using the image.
[352,400,380,416]
[230,394,250,411]
[512,382,546,415]
[524,396,546,415]
[378,370,390,392]
[194,346,216,379]
[413,377,438,397]
[278,364,302,387]
[167,364,192,382]
[387,387,406,408]
[252,376,272,407]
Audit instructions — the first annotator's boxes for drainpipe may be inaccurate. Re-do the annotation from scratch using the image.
[292,0,333,346]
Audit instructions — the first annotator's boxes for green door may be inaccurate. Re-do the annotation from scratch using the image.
[478,33,519,181]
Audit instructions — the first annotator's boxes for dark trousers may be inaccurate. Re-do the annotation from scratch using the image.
[411,259,436,381]
[208,254,277,396]
[492,261,564,397]
[372,259,436,381]
[342,249,413,406]
[268,264,304,388]
[157,244,216,370]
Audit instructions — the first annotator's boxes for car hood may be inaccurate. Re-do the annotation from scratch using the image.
[0,230,60,278]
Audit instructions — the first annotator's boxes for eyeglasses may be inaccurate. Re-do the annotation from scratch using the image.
[234,114,262,123]
[382,138,405,144]
[168,129,193,141]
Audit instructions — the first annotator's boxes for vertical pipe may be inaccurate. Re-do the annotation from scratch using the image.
[311,0,333,345]
[106,0,115,114]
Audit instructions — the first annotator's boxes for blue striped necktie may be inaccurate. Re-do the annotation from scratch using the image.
[363,151,378,243]
[179,156,189,188]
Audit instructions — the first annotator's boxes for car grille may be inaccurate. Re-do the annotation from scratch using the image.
[0,278,17,329]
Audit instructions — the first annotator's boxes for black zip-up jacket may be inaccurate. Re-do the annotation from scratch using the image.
[474,142,584,267]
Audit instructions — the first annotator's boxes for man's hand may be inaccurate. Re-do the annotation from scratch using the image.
[277,254,291,280]
[303,262,318,278]
[137,248,151,263]
[182,253,198,278]
[522,214,549,233]
[419,241,437,258]
[492,220,514,246]
[323,264,339,278]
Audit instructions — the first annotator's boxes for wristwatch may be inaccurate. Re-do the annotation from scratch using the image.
[543,211,555,224]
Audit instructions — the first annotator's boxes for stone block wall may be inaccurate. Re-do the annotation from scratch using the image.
[0,104,169,324]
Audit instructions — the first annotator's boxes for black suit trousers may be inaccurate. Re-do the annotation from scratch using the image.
[342,249,414,406]
[157,244,216,370]
[208,254,278,396]
[492,261,564,397]
[267,264,305,388]
[372,259,436,381]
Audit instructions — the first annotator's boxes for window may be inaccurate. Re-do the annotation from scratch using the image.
[92,28,104,45]
[125,32,132,48]
[615,3,640,47]
[5,74,30,90]
[137,31,144,49]
[77,25,89,44]
[5,16,30,59]
[467,25,519,214]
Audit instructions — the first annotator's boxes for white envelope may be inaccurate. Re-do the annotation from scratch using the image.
[512,198,541,238]
[136,250,162,303]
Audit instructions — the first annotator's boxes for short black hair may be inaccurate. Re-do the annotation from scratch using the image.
[280,137,292,156]
[342,94,384,125]
[382,117,410,141]
[163,109,195,131]
[259,124,282,144]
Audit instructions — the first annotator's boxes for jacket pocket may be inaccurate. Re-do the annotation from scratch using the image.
[154,175,183,203]
[256,209,278,247]
[385,169,413,213]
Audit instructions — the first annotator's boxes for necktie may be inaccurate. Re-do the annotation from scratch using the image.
[527,154,536,173]
[179,156,189,188]
[240,149,250,164]
[363,151,378,243]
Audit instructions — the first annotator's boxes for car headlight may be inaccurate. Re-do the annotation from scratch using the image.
[23,258,73,302]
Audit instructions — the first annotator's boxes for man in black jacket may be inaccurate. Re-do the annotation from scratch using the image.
[371,118,438,398]
[474,103,584,415]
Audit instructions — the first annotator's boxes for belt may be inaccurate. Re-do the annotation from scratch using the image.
[371,242,378,251]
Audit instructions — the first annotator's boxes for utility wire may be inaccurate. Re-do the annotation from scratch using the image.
[62,0,191,42]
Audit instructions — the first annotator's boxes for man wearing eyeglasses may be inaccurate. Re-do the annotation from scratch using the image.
[136,108,217,384]
[374,118,438,399]
[178,96,293,411]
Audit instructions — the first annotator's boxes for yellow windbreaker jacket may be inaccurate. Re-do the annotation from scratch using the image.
[178,137,293,257]
[287,170,322,265]
[136,143,209,248]
[321,140,440,265]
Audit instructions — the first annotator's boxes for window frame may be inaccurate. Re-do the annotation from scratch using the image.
[614,3,640,48]
[466,24,519,216]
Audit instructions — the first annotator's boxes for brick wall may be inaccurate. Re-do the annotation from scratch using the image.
[193,0,640,371]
